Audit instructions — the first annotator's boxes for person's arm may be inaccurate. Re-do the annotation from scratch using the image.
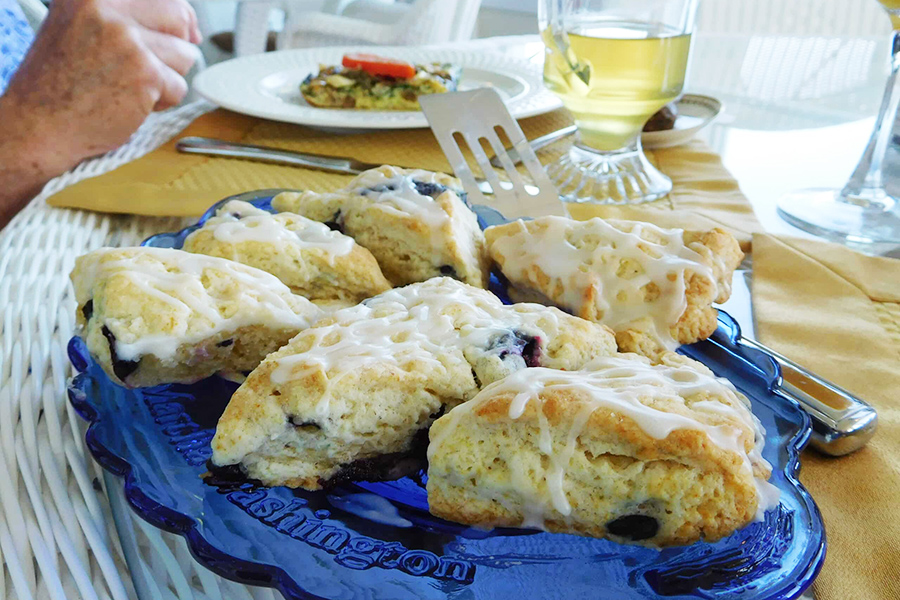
[0,95,52,224]
[0,0,202,229]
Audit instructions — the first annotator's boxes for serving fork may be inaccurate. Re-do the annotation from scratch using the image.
[419,88,567,222]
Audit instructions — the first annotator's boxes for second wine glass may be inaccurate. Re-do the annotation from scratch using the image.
[539,0,699,204]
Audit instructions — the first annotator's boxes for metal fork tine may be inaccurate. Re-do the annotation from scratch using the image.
[481,128,532,195]
[460,132,517,205]
[480,129,559,220]
[514,137,560,205]
[420,88,566,220]
[429,125,491,209]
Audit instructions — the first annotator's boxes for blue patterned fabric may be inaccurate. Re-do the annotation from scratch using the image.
[0,0,33,95]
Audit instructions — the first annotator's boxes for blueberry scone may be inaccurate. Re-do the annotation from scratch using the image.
[71,247,323,388]
[272,166,489,288]
[484,216,744,359]
[182,200,392,306]
[211,277,617,490]
[427,353,779,547]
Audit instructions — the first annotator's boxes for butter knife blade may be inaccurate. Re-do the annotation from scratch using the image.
[177,137,374,175]
[176,137,533,197]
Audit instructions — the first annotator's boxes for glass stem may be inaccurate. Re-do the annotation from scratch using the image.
[839,30,900,209]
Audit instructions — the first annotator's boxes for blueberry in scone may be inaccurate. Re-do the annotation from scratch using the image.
[272,165,489,288]
[210,278,617,490]
[71,247,323,388]
[484,216,744,360]
[427,352,778,546]
[183,200,392,305]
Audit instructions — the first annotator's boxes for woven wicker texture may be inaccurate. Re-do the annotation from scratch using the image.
[0,102,280,600]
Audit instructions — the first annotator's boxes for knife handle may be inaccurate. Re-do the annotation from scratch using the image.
[740,337,878,456]
[176,137,362,175]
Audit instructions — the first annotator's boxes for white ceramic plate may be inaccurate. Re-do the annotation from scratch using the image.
[193,46,563,130]
[642,94,722,149]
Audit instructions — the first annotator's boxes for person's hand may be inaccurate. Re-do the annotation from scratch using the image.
[4,0,202,172]
[0,0,202,225]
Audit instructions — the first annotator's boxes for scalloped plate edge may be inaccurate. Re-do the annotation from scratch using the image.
[68,354,315,600]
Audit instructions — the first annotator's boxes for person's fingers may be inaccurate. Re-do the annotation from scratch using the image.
[178,0,203,45]
[139,29,199,77]
[147,55,189,111]
[188,4,202,44]
[127,0,198,42]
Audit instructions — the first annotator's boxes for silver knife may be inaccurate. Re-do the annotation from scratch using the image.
[490,125,577,169]
[721,268,878,456]
[176,137,537,196]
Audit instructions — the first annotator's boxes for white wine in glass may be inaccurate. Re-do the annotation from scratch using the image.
[777,0,900,245]
[542,21,691,152]
[539,0,699,204]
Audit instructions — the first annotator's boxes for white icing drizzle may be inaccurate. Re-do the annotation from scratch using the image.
[343,169,455,253]
[81,247,320,361]
[429,356,778,526]
[489,217,718,351]
[269,278,562,415]
[191,200,355,264]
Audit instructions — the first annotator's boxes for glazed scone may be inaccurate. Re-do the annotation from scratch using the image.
[484,216,744,359]
[71,247,323,388]
[182,200,392,305]
[211,277,617,490]
[427,353,779,547]
[272,166,489,288]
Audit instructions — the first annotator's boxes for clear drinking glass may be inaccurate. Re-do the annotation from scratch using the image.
[538,0,699,204]
[777,1,900,244]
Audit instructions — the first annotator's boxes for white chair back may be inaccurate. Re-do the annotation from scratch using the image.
[278,0,479,49]
[16,0,47,29]
[394,0,458,45]
[448,0,483,42]
[698,0,888,36]
[691,0,890,130]
[234,0,278,56]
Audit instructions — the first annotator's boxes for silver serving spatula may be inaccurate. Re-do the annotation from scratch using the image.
[419,88,567,222]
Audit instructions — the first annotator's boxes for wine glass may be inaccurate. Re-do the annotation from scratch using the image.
[777,0,900,244]
[538,0,699,205]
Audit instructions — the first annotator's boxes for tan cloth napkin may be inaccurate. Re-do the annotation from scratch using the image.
[47,108,761,250]
[752,233,900,600]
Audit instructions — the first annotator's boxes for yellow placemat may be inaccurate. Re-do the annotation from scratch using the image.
[47,108,761,250]
[752,233,900,600]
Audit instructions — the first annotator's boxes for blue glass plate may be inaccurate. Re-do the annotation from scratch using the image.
[69,193,825,599]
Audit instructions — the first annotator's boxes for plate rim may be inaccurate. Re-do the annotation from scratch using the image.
[193,45,563,130]
[642,93,723,149]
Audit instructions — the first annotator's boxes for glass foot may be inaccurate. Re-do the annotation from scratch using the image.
[777,188,900,244]
[546,140,672,205]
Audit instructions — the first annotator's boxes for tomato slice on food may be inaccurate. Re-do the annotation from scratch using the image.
[342,53,417,79]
